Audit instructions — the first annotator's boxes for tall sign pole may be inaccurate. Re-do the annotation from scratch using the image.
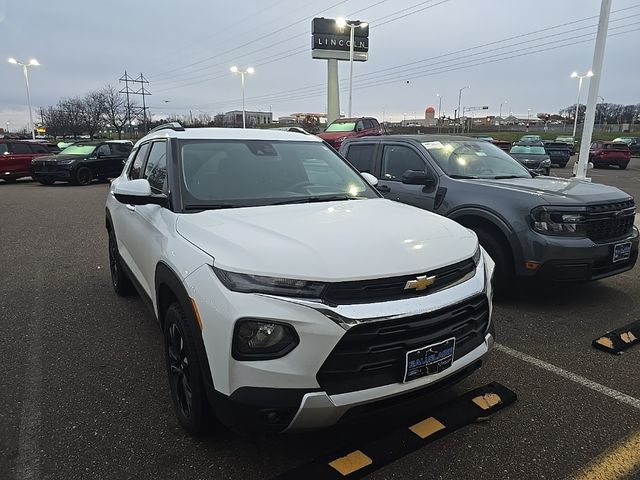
[327,59,340,124]
[574,0,612,180]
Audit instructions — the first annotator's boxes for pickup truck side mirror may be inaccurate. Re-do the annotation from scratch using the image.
[402,169,434,186]
[113,178,167,206]
[361,172,378,187]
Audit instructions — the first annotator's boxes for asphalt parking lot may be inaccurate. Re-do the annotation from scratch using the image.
[1,158,639,480]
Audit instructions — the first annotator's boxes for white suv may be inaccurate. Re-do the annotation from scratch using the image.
[106,123,495,435]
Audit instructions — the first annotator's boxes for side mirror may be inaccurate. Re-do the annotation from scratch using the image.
[361,172,378,187]
[402,169,434,186]
[588,162,594,170]
[113,178,166,206]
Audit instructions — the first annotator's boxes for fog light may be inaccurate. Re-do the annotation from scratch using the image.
[525,261,541,270]
[232,319,299,360]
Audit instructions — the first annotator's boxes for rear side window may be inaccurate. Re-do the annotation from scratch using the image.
[0,144,8,154]
[371,119,380,128]
[345,144,375,173]
[10,143,32,154]
[143,142,167,193]
[363,119,374,129]
[129,143,150,179]
[30,144,49,154]
[110,143,132,156]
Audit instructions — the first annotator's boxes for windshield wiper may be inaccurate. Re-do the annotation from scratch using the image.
[449,174,479,179]
[185,203,243,211]
[271,195,365,206]
[492,175,528,179]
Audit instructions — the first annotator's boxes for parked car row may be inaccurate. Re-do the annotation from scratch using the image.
[1,139,132,185]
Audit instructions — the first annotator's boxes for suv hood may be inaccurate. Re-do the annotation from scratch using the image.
[461,176,632,205]
[176,198,477,282]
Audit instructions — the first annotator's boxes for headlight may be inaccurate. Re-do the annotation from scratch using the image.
[531,206,587,236]
[56,159,75,165]
[213,266,326,298]
[233,319,299,360]
[336,136,348,143]
[541,159,551,166]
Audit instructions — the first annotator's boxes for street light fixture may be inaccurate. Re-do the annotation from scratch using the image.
[335,17,368,117]
[230,65,255,128]
[8,57,40,139]
[457,86,469,132]
[570,70,593,137]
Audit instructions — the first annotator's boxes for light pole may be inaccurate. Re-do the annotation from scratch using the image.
[570,70,593,138]
[437,93,443,132]
[597,95,605,127]
[8,58,39,139]
[230,65,255,128]
[336,18,368,118]
[457,86,469,132]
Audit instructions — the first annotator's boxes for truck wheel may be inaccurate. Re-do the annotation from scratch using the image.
[474,227,513,293]
[619,164,628,170]
[164,303,213,436]
[108,228,136,296]
[75,166,93,186]
[3,178,17,183]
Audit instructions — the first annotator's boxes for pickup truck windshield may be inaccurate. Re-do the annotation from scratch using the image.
[179,140,378,209]
[422,140,531,179]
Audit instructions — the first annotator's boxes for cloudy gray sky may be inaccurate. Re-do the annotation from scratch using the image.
[1,0,639,129]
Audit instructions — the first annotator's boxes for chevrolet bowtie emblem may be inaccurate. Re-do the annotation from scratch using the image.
[404,275,436,291]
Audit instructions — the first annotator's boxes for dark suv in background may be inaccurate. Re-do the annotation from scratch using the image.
[340,135,638,290]
[0,140,51,182]
[318,117,382,150]
[32,140,132,185]
[543,141,572,168]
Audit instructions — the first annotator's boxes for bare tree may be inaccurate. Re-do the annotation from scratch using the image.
[59,97,84,138]
[102,84,129,139]
[80,90,106,139]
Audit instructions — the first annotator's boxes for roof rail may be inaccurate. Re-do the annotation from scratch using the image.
[147,122,185,134]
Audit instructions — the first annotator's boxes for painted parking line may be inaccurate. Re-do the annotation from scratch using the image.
[571,429,640,480]
[494,344,640,410]
[271,383,516,480]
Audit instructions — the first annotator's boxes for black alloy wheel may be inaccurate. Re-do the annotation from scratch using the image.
[75,166,93,186]
[107,228,135,296]
[37,178,55,185]
[163,303,213,436]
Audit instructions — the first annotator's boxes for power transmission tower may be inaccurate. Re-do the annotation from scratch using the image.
[119,71,152,136]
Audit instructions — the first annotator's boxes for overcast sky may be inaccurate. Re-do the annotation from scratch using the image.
[1,0,639,129]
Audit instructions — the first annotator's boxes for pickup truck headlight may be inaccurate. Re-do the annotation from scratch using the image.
[540,159,551,167]
[233,319,299,360]
[530,206,587,236]
[213,266,326,298]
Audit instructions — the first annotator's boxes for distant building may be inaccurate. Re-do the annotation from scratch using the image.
[223,110,273,127]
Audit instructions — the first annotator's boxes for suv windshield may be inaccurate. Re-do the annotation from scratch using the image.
[60,144,96,155]
[179,140,378,209]
[510,145,546,155]
[422,140,531,179]
[325,122,356,132]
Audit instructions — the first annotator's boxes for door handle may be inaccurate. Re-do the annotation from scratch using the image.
[126,204,136,212]
[376,185,391,193]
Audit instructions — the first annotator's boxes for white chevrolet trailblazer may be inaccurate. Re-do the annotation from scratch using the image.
[105,123,495,435]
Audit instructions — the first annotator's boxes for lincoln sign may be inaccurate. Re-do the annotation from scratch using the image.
[312,17,369,62]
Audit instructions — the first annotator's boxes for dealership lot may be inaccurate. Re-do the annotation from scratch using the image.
[1,160,639,480]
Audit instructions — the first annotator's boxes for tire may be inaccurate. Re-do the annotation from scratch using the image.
[619,164,628,170]
[474,227,513,294]
[37,178,55,186]
[544,168,551,176]
[3,178,18,183]
[164,303,213,436]
[558,162,568,169]
[107,228,136,296]
[74,166,93,186]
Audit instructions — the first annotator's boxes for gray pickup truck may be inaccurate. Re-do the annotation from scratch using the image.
[340,135,638,290]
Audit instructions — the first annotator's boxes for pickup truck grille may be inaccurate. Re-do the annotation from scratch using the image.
[585,200,636,242]
[316,295,489,395]
[322,258,476,305]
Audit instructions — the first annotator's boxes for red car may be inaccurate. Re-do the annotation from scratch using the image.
[318,117,382,150]
[589,141,631,169]
[0,140,52,182]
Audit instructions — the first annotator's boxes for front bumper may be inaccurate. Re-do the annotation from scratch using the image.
[32,166,73,180]
[185,250,495,433]
[520,226,639,281]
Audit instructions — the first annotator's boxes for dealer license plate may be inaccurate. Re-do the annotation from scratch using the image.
[404,337,455,383]
[613,242,632,263]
